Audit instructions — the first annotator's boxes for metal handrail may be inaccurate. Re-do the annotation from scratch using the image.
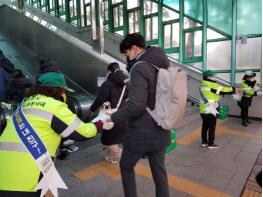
[187,95,199,106]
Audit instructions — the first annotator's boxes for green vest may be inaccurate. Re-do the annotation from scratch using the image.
[241,81,255,98]
[199,80,233,114]
[0,94,97,192]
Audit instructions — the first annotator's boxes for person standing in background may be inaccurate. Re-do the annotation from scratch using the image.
[238,71,261,126]
[0,66,10,102]
[90,62,128,164]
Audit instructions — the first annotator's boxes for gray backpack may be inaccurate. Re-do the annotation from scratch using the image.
[136,61,187,130]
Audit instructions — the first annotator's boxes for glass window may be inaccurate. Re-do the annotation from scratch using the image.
[40,0,45,7]
[185,32,193,58]
[207,28,225,40]
[207,41,231,70]
[163,0,179,10]
[152,16,158,39]
[194,31,202,57]
[85,5,91,25]
[144,0,158,15]
[115,30,124,36]
[236,37,261,70]
[128,11,140,33]
[215,73,230,82]
[49,0,54,10]
[128,12,135,33]
[103,1,109,21]
[134,11,140,32]
[164,25,171,48]
[127,0,139,9]
[168,53,179,60]
[172,23,179,48]
[119,5,123,26]
[184,17,201,29]
[104,24,109,30]
[113,7,119,27]
[189,62,202,70]
[112,0,122,4]
[163,7,179,21]
[58,0,65,12]
[145,18,151,41]
[69,0,77,17]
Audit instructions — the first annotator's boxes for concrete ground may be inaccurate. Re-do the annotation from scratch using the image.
[52,116,262,197]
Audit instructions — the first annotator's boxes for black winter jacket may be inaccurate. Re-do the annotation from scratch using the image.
[90,70,128,145]
[111,46,170,152]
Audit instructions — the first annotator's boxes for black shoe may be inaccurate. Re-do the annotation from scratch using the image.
[246,120,252,124]
[57,149,70,160]
[207,144,219,149]
[242,122,248,127]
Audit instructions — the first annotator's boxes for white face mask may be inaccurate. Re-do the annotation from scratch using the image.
[247,77,255,82]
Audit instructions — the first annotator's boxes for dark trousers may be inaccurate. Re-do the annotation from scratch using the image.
[119,146,169,197]
[241,106,249,123]
[0,190,41,197]
[201,114,217,145]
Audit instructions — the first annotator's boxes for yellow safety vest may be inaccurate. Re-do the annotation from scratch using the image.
[241,81,256,98]
[200,80,233,114]
[0,94,97,192]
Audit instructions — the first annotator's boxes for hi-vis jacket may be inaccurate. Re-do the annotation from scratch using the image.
[200,80,234,114]
[0,94,97,192]
[241,80,256,98]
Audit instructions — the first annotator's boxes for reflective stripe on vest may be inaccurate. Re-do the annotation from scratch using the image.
[23,108,53,121]
[0,142,26,152]
[60,117,82,138]
[200,87,211,91]
[23,108,81,138]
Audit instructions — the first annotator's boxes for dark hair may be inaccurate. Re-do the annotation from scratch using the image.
[107,62,120,73]
[39,58,50,66]
[120,33,145,53]
[40,60,60,74]
[26,85,65,102]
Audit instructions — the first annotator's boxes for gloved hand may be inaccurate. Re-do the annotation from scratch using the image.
[257,91,262,96]
[235,87,244,94]
[91,112,110,123]
[95,120,114,130]
[92,112,114,131]
[232,93,241,101]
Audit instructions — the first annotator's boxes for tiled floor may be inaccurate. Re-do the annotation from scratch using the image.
[51,117,262,197]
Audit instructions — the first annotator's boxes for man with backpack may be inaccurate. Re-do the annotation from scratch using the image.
[108,33,170,197]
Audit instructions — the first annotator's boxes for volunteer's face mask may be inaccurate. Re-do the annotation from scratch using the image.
[247,77,255,82]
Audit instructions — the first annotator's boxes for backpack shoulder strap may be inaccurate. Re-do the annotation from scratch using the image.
[134,61,160,71]
[116,85,127,109]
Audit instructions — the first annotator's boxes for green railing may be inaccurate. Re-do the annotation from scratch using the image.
[24,0,262,85]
